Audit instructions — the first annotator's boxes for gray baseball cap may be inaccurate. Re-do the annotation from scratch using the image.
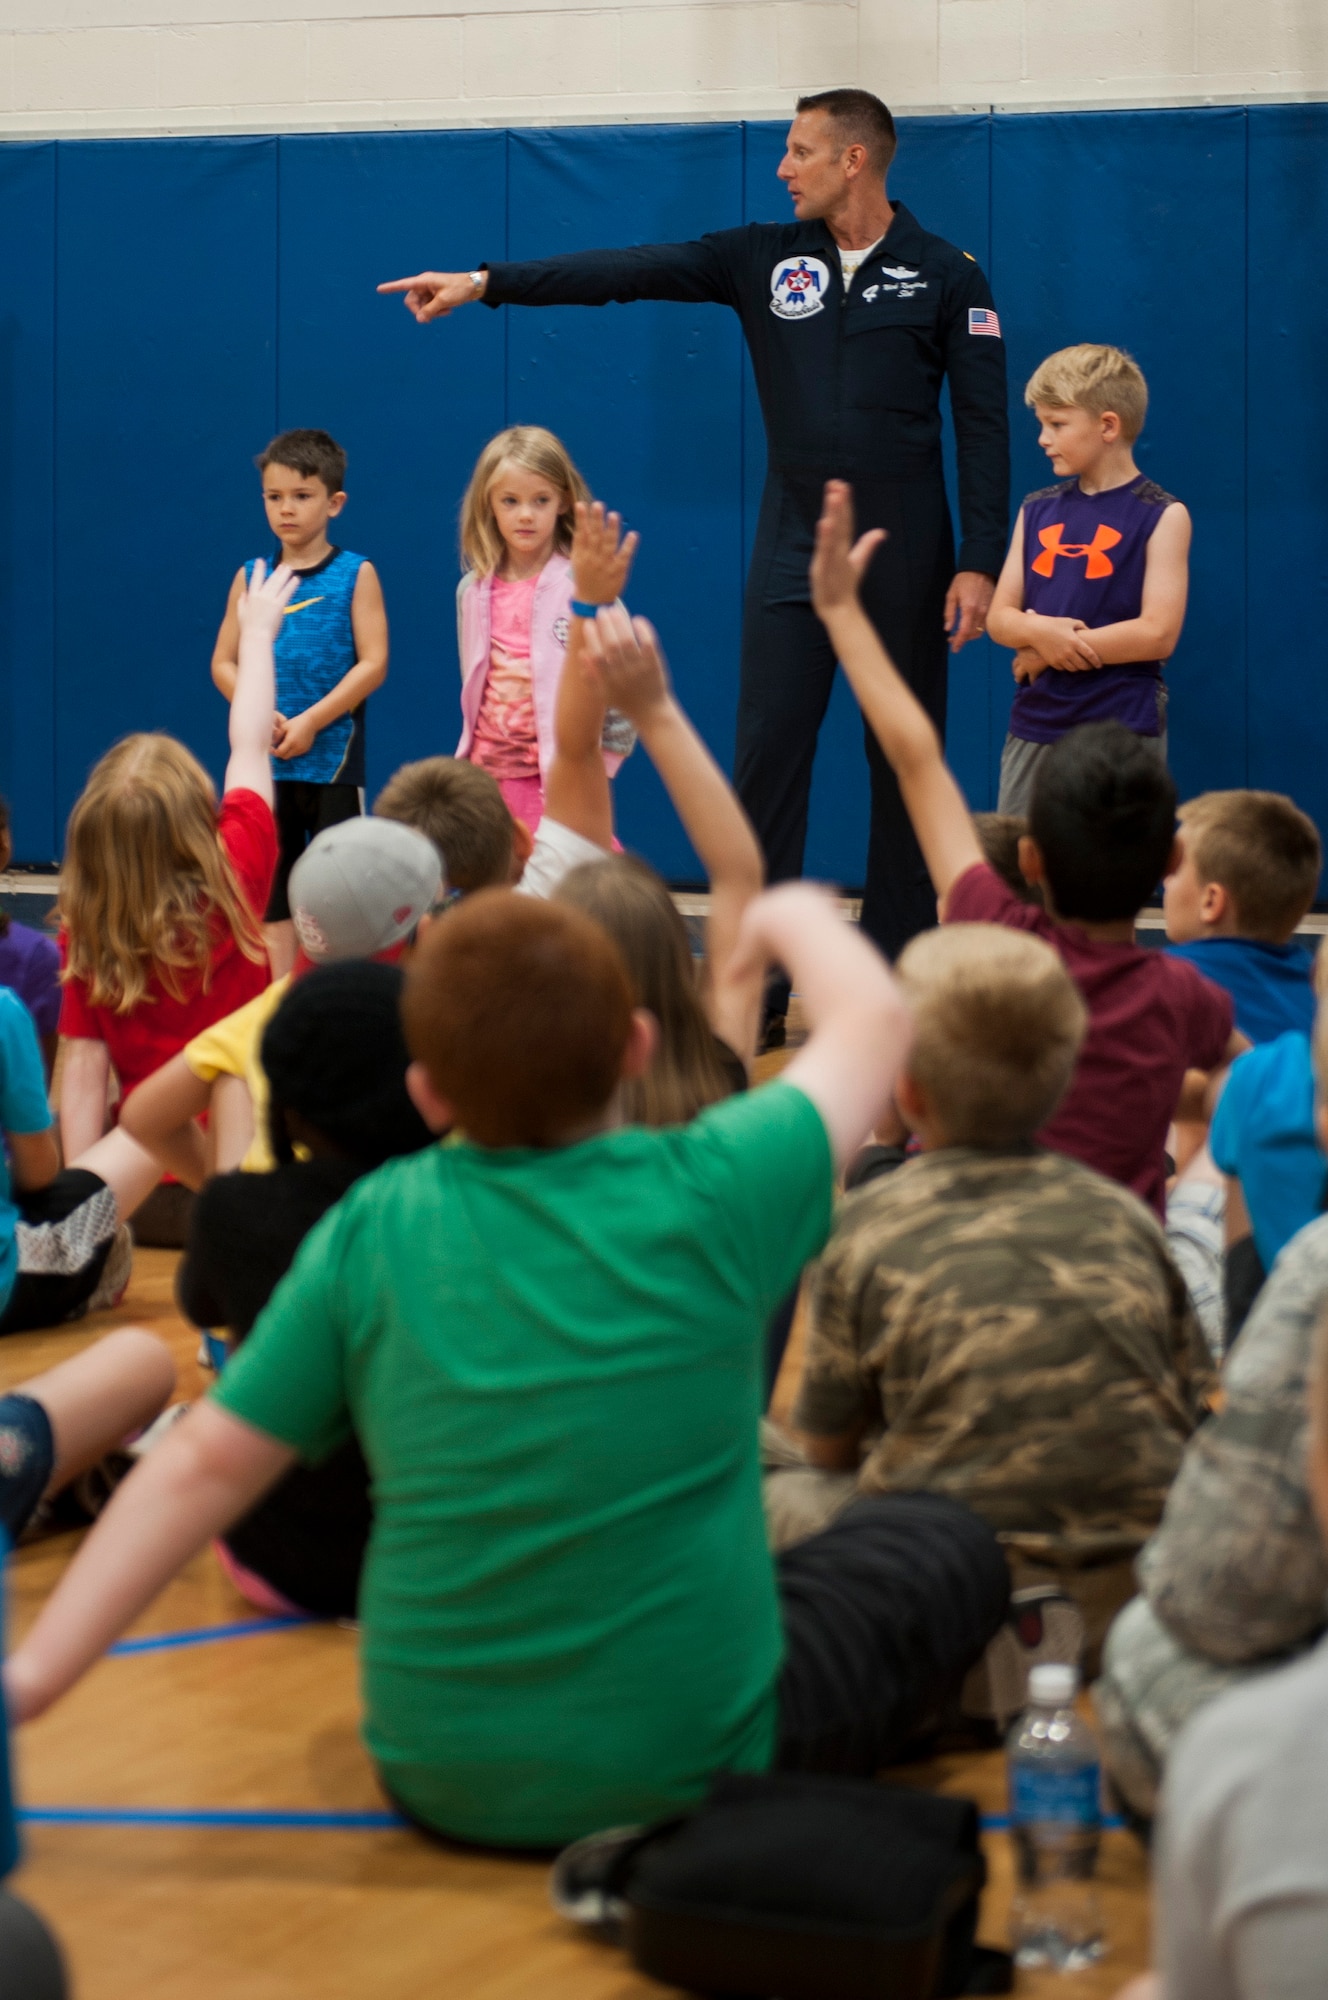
[288,815,442,962]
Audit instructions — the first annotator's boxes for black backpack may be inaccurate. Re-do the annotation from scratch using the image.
[552,1770,1014,1999]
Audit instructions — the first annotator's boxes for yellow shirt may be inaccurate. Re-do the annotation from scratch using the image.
[183,976,290,1173]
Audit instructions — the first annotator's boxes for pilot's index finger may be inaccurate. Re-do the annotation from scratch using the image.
[376,276,425,294]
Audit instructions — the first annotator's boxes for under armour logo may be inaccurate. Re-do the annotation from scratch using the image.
[1031,522,1122,579]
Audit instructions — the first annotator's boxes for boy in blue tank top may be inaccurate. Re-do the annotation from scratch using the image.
[212,429,389,973]
[988,345,1191,816]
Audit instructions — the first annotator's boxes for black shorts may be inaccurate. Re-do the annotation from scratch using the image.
[0,1168,118,1337]
[266,782,363,923]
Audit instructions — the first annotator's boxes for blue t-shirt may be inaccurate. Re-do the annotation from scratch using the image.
[0,989,55,1312]
[244,546,367,786]
[1210,1033,1325,1272]
[1166,936,1316,1047]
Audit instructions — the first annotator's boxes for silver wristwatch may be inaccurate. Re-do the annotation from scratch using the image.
[469,270,485,294]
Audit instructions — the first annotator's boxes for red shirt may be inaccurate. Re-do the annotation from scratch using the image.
[60,788,276,1100]
[946,863,1234,1215]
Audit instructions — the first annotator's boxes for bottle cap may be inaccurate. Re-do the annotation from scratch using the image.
[1028,1663,1079,1706]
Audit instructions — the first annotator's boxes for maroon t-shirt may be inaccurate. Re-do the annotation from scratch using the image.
[945,863,1233,1215]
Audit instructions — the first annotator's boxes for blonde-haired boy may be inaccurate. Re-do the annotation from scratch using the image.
[768,921,1212,1646]
[1165,788,1321,1045]
[987,343,1192,815]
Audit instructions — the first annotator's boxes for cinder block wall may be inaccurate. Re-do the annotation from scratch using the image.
[0,0,1323,139]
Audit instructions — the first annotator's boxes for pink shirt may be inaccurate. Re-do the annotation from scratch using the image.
[471,575,540,780]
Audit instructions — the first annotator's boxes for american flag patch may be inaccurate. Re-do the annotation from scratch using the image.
[969,307,1002,337]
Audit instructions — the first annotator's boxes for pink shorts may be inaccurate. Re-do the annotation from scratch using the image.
[493,772,545,835]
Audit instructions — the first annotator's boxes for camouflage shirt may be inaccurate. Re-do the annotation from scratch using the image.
[794,1147,1213,1565]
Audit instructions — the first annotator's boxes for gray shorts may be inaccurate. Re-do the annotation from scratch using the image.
[997,718,1168,817]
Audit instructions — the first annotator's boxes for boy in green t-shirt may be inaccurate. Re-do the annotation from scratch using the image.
[5,885,1007,1847]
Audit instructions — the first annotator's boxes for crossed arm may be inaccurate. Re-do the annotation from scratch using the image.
[988,502,1191,682]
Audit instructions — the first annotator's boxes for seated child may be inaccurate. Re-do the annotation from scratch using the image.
[58,561,293,1217]
[767,923,1212,1653]
[375,755,533,892]
[987,343,1191,817]
[212,428,389,976]
[0,797,60,1076]
[0,1328,174,1539]
[1139,1305,1328,2000]
[1164,789,1320,1044]
[809,480,1244,1217]
[120,817,440,1181]
[5,884,1011,1848]
[177,961,433,1618]
[1096,989,1328,1818]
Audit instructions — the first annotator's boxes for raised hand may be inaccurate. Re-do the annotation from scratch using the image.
[376,270,486,323]
[571,501,640,608]
[580,607,671,725]
[810,481,886,619]
[236,559,299,645]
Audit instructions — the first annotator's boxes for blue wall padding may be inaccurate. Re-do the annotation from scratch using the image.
[1246,106,1328,810]
[0,143,56,862]
[992,108,1250,811]
[0,107,1323,881]
[53,139,279,826]
[278,131,509,785]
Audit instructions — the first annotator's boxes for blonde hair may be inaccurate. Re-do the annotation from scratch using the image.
[1025,344,1149,444]
[554,854,733,1128]
[1178,790,1322,943]
[897,923,1087,1147]
[459,425,589,577]
[60,734,268,1014]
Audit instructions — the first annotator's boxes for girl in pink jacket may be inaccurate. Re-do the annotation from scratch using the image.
[456,426,631,832]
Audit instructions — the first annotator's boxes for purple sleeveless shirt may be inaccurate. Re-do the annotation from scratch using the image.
[1008,474,1177,744]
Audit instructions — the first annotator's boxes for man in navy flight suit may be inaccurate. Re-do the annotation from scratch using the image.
[381,90,1009,1039]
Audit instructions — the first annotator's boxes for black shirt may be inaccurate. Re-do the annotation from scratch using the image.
[483,204,1009,575]
[179,1159,371,1619]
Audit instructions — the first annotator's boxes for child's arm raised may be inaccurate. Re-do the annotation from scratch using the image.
[582,608,766,1064]
[811,483,984,906]
[4,1399,295,1724]
[273,563,389,764]
[225,560,297,806]
[541,503,639,850]
[718,884,911,1170]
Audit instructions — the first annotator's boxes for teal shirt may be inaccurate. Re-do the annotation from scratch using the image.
[214,1081,833,1846]
[0,988,54,1313]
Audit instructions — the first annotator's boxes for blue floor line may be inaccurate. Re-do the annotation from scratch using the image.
[109,1617,310,1656]
[18,1804,1128,1835]
[21,1806,405,1831]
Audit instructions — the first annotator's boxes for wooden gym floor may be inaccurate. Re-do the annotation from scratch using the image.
[0,1042,1153,1996]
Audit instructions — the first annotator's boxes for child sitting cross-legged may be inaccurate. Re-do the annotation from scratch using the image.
[176,960,433,1618]
[119,816,440,1182]
[765,921,1213,1657]
[4,884,1011,1848]
[810,481,1246,1219]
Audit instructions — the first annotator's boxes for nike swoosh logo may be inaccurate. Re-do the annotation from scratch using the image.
[284,597,325,615]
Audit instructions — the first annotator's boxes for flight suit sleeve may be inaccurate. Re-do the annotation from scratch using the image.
[941,256,1011,577]
[482,229,745,311]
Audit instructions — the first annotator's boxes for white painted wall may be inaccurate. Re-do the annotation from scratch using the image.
[0,0,1322,138]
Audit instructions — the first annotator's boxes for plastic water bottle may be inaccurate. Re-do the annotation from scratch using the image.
[1007,1662,1104,1970]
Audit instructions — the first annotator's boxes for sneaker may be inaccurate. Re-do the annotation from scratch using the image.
[87,1224,133,1314]
[960,1585,1086,1732]
[549,1825,649,1941]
